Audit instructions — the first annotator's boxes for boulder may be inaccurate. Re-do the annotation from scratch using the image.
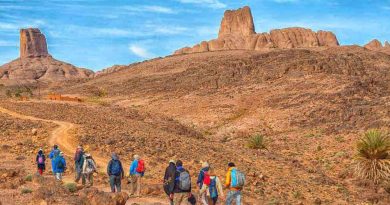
[20,28,49,58]
[385,41,390,48]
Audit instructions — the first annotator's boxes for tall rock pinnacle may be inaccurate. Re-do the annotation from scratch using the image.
[20,28,49,58]
[218,6,255,38]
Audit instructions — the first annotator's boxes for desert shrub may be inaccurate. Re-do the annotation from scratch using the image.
[64,182,77,193]
[21,187,33,194]
[24,174,33,182]
[354,130,390,184]
[5,89,12,98]
[247,134,267,150]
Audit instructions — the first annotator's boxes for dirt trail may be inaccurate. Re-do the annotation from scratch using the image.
[0,106,107,170]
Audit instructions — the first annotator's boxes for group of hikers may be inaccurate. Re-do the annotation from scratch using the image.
[35,145,245,205]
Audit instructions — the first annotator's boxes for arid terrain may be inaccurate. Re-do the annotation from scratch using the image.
[1,5,390,205]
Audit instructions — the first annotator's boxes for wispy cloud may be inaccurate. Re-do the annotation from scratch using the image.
[128,44,155,58]
[176,0,226,9]
[123,5,175,14]
[0,19,46,32]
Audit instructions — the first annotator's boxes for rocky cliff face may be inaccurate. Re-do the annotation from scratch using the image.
[0,28,93,85]
[364,39,390,55]
[20,28,49,58]
[174,6,339,55]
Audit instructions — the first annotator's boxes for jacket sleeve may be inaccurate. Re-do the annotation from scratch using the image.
[36,155,39,163]
[225,170,231,188]
[217,177,224,197]
[49,151,54,159]
[168,169,177,193]
[120,161,125,178]
[130,160,138,175]
[107,161,112,175]
[197,171,204,185]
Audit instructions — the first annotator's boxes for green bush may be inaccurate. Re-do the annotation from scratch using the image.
[21,188,33,194]
[247,134,267,150]
[24,174,33,182]
[354,130,390,184]
[64,182,77,193]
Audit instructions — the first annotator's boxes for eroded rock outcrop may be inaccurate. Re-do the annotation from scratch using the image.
[20,28,49,58]
[0,28,93,85]
[364,39,390,55]
[174,6,339,55]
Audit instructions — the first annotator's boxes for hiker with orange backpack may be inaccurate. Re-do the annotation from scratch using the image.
[129,154,145,196]
[197,161,210,205]
[36,148,46,175]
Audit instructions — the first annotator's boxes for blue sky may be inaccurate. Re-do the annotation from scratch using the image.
[1,0,390,71]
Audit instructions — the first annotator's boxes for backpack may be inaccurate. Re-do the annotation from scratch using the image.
[209,177,218,198]
[38,155,44,165]
[136,160,145,173]
[203,171,211,186]
[231,169,245,188]
[177,170,191,191]
[86,159,95,173]
[57,158,64,170]
[111,160,122,176]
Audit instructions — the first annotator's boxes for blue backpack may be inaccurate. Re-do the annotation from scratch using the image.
[231,168,245,188]
[111,160,121,176]
[209,177,218,198]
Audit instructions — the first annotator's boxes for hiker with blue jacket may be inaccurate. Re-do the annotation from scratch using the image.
[53,152,66,181]
[173,160,195,205]
[107,153,124,193]
[129,154,145,196]
[49,145,60,175]
[197,161,210,205]
[74,145,86,184]
[36,148,46,175]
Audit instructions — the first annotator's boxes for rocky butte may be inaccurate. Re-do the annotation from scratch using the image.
[0,28,93,86]
[364,39,390,55]
[174,6,340,55]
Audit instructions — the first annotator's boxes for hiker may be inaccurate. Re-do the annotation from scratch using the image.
[107,153,124,193]
[199,167,224,205]
[36,148,46,175]
[82,153,97,186]
[197,161,210,205]
[129,154,145,196]
[74,145,85,184]
[53,152,66,181]
[163,160,176,205]
[173,160,193,205]
[49,145,60,175]
[225,162,245,205]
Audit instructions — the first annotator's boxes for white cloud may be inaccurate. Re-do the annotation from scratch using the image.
[128,44,155,58]
[176,0,226,9]
[123,5,175,14]
[0,19,46,32]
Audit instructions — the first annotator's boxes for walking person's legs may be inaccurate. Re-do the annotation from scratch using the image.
[115,175,122,192]
[235,191,242,205]
[200,192,208,205]
[109,175,116,192]
[136,174,141,196]
[226,191,234,205]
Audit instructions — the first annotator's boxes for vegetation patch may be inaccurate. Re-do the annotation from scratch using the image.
[64,182,77,193]
[247,134,267,150]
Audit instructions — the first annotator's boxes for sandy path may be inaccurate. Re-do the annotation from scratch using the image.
[0,106,169,204]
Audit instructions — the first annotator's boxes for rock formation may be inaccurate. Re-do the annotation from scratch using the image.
[364,39,390,55]
[174,6,339,55]
[20,28,49,58]
[0,28,93,85]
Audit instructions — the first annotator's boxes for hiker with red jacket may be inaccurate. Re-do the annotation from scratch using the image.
[36,148,46,175]
[129,154,145,196]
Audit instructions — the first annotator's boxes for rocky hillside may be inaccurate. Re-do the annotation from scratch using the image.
[0,28,93,86]
[174,6,339,55]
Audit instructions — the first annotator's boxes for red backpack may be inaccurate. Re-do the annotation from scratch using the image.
[203,171,211,186]
[136,160,145,173]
